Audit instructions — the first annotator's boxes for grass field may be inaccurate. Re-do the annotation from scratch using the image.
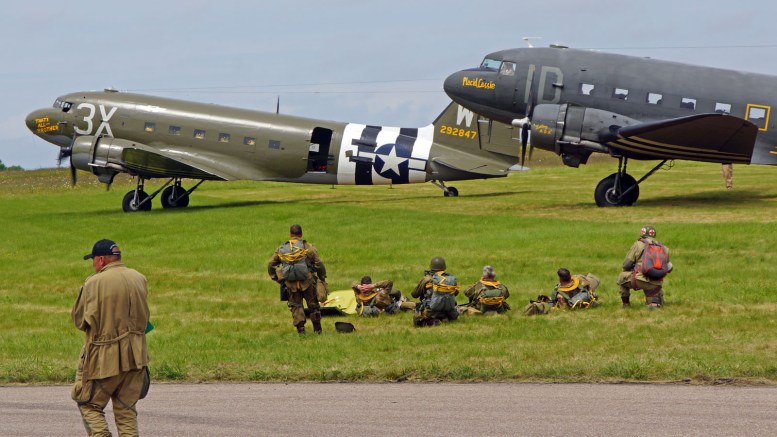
[1,154,776,384]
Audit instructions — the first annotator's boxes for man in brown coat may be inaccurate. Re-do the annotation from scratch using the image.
[72,239,150,437]
[268,224,327,334]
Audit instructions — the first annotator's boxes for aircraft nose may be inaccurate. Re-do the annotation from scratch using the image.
[26,109,57,135]
[443,71,466,101]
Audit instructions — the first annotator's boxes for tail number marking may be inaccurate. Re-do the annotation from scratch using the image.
[438,125,477,139]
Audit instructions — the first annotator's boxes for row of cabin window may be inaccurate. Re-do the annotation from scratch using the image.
[487,61,768,125]
[577,83,734,114]
[143,122,257,146]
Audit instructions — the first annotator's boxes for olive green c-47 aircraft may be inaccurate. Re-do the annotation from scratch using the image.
[25,90,521,212]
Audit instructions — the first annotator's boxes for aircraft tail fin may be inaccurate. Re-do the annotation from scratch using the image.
[431,102,520,158]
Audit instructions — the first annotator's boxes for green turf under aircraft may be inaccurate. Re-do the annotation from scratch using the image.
[25,90,521,211]
[443,45,777,206]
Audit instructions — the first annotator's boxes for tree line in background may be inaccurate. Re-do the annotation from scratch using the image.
[0,159,23,171]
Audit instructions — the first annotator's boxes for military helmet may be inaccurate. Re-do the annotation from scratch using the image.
[429,256,446,271]
[335,321,355,333]
[640,225,657,238]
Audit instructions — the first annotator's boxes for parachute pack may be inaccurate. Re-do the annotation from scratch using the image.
[431,272,460,294]
[478,284,506,308]
[639,239,670,279]
[278,239,310,281]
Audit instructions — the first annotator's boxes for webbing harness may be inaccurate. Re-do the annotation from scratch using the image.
[432,272,460,294]
[479,296,506,306]
[278,239,308,263]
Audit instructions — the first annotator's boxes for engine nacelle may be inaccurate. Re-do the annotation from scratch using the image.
[529,104,639,167]
[71,136,135,184]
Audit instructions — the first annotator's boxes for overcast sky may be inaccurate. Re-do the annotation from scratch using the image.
[3,0,776,168]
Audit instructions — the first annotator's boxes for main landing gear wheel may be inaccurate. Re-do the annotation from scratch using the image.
[594,173,639,207]
[122,190,152,212]
[444,187,459,197]
[161,185,190,209]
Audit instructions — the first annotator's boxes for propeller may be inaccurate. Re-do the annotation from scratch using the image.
[516,88,536,168]
[57,147,77,185]
[69,156,77,186]
[520,123,530,167]
[56,146,71,166]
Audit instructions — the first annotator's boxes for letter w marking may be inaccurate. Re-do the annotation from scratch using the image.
[456,105,474,127]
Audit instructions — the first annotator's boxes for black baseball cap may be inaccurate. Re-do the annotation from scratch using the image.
[83,239,121,260]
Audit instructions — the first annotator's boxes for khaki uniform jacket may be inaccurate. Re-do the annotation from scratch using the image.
[351,279,397,308]
[267,239,326,291]
[411,275,434,300]
[72,262,149,381]
[622,237,672,287]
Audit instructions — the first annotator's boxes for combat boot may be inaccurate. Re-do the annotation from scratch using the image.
[296,325,306,335]
[311,312,322,335]
[621,296,631,308]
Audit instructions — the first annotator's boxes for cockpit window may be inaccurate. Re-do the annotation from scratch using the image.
[480,58,502,70]
[53,99,73,112]
[499,62,516,76]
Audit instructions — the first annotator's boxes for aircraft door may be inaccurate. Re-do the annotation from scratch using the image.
[308,127,332,172]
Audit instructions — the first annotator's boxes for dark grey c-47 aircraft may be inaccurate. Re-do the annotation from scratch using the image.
[25,90,520,211]
[444,46,777,206]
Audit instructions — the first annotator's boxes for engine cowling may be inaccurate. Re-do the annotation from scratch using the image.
[529,104,639,167]
[71,136,135,184]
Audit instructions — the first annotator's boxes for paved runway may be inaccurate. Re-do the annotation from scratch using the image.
[2,382,775,436]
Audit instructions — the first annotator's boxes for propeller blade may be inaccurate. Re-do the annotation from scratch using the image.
[69,157,77,186]
[57,147,72,167]
[520,124,529,166]
[276,95,280,114]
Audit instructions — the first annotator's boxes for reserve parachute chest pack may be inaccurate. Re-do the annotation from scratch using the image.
[279,239,310,281]
[639,239,669,279]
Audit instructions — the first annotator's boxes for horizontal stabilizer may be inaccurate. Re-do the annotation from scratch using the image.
[430,152,510,180]
[605,113,757,164]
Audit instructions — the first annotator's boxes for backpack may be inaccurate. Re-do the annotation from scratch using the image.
[278,239,310,281]
[639,239,669,279]
[478,284,506,309]
[431,272,459,294]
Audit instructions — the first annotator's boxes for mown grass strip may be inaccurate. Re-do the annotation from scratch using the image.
[1,156,775,384]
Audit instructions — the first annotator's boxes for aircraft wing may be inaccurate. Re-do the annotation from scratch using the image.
[603,113,758,164]
[122,142,273,180]
[122,147,228,180]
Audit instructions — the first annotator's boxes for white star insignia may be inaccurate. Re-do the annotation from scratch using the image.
[378,145,407,176]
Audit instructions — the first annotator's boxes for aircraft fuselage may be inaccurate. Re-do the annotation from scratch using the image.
[444,47,777,165]
[25,90,520,210]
